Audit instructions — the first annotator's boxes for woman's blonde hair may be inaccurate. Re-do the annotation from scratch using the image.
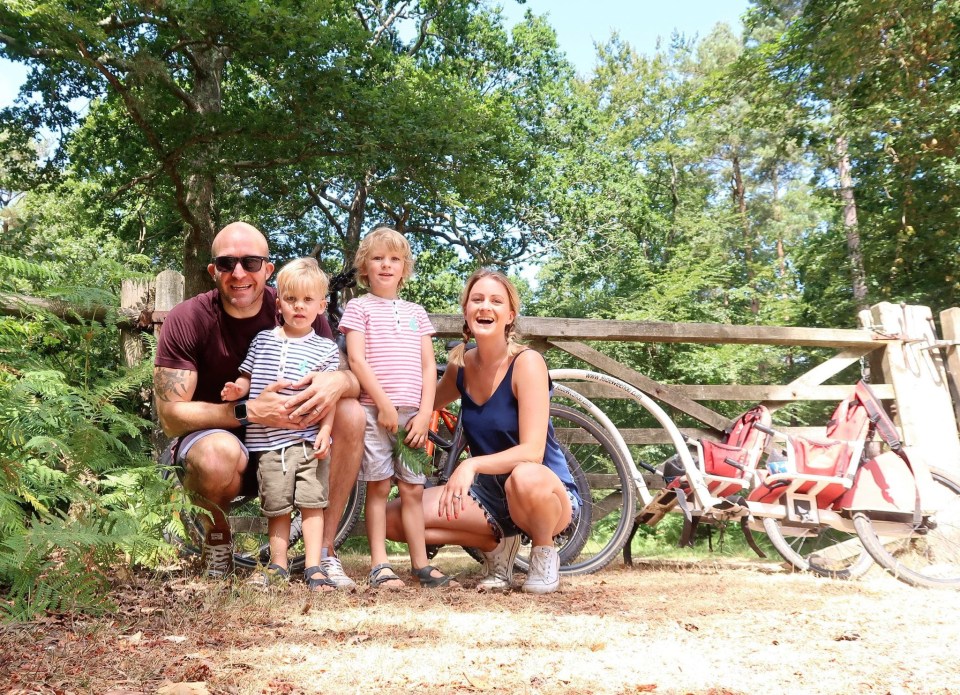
[353,226,414,289]
[448,268,524,367]
[275,256,329,299]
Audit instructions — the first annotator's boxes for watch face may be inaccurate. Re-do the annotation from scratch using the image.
[234,402,248,422]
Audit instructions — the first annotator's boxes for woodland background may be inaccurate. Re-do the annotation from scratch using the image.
[2,0,959,619]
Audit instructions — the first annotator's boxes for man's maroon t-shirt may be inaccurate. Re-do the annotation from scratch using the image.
[154,286,333,404]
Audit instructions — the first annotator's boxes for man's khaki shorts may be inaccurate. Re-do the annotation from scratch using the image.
[255,441,330,517]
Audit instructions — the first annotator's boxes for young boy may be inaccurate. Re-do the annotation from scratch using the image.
[221,257,340,591]
[339,227,457,588]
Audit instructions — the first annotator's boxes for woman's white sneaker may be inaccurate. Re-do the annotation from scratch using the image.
[521,545,560,594]
[477,535,521,591]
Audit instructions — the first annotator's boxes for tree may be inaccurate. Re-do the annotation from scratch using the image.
[745,0,960,313]
[1,1,565,296]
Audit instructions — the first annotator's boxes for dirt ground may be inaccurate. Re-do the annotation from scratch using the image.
[4,550,960,695]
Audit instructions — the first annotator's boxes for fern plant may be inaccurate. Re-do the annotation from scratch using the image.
[0,254,170,621]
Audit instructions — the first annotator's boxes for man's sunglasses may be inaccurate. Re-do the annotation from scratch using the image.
[212,255,269,273]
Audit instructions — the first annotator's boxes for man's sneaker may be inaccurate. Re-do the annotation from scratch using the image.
[477,535,521,591]
[320,554,357,590]
[521,545,560,594]
[201,529,234,579]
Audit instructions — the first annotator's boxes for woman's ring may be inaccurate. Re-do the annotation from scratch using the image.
[453,494,462,500]
[314,408,321,415]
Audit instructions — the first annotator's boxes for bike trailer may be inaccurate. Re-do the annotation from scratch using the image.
[695,405,773,498]
[637,405,772,551]
[749,381,918,518]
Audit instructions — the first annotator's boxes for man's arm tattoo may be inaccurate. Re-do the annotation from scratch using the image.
[154,369,191,402]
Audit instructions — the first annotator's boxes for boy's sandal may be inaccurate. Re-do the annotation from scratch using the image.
[413,565,460,589]
[246,563,289,589]
[304,565,337,593]
[369,563,406,589]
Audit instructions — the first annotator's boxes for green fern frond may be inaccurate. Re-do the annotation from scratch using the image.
[0,256,57,283]
[0,512,116,620]
[393,426,433,476]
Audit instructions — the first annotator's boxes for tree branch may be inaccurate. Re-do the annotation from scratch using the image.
[305,181,345,237]
[369,1,411,46]
[407,11,438,56]
[74,41,198,231]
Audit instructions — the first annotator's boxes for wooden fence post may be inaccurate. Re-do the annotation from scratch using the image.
[861,302,960,474]
[154,269,185,319]
[149,270,184,455]
[938,307,960,427]
[120,278,151,368]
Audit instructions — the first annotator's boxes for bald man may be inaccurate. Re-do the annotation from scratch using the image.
[154,221,363,588]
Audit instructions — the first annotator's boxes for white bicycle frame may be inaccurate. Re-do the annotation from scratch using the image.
[550,369,723,511]
[551,371,927,536]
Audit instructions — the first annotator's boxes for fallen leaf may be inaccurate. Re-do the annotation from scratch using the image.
[156,681,211,695]
[464,671,488,689]
[163,635,188,643]
[121,631,143,643]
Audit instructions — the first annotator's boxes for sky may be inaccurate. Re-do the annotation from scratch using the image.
[0,1,750,106]
[499,0,750,74]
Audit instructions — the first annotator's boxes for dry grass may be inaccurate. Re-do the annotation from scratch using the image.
[4,549,960,694]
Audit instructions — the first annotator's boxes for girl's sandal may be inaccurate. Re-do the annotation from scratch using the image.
[413,565,461,589]
[369,563,406,589]
[304,565,337,593]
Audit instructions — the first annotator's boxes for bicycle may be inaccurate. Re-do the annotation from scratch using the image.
[550,370,960,587]
[545,370,880,578]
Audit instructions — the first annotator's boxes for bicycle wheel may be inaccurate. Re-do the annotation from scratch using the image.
[334,480,366,549]
[853,466,960,588]
[537,403,636,576]
[159,464,206,557]
[762,516,873,580]
[159,462,362,572]
[159,464,280,570]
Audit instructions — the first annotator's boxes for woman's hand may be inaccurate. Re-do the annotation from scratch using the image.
[438,458,476,520]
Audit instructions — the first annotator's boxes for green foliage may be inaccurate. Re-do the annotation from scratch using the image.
[394,425,433,477]
[0,246,166,620]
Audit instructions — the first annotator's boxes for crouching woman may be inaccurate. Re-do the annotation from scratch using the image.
[384,269,581,593]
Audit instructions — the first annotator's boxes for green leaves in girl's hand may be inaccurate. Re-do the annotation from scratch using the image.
[394,425,433,476]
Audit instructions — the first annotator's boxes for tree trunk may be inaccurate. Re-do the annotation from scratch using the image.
[181,45,228,298]
[731,154,759,314]
[772,167,786,280]
[836,135,868,310]
[340,175,370,300]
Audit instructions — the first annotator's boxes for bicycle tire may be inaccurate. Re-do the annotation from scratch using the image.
[159,461,363,572]
[159,464,281,570]
[761,516,873,580]
[853,466,960,588]
[334,480,366,549]
[537,403,636,576]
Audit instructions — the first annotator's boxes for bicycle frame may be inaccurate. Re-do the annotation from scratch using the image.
[549,369,722,511]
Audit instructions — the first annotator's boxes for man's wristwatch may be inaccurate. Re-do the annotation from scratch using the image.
[233,400,250,427]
